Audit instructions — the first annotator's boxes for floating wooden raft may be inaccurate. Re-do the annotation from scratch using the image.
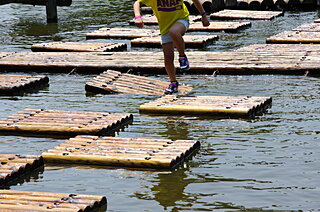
[140,95,272,118]
[0,109,133,136]
[131,34,218,48]
[129,14,200,25]
[42,135,200,169]
[0,190,107,212]
[1,51,320,75]
[188,21,251,32]
[86,28,160,39]
[234,43,320,52]
[31,42,127,52]
[85,70,193,96]
[210,9,284,20]
[0,154,44,185]
[0,74,49,95]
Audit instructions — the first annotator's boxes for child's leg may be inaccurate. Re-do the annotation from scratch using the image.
[162,42,176,82]
[168,22,187,57]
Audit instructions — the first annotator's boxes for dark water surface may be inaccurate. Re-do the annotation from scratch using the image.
[1,1,320,211]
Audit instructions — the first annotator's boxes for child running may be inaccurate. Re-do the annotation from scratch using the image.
[133,0,210,94]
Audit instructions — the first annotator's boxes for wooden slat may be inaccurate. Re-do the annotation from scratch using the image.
[0,51,319,75]
[188,21,251,32]
[139,95,272,118]
[0,154,44,185]
[128,14,201,25]
[31,42,127,52]
[210,9,284,20]
[266,30,320,43]
[42,135,200,169]
[0,190,106,212]
[0,109,133,136]
[131,34,218,48]
[85,70,193,96]
[86,28,160,39]
[0,74,49,95]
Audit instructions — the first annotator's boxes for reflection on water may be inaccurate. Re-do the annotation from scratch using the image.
[0,1,320,211]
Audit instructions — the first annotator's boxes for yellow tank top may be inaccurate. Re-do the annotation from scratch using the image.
[139,0,189,35]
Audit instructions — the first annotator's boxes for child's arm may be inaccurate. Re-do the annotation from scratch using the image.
[191,0,210,27]
[133,0,144,28]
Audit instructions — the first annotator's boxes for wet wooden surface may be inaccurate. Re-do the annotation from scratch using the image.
[140,95,272,118]
[31,42,127,52]
[0,74,49,95]
[188,21,251,32]
[85,70,193,96]
[0,109,133,136]
[86,28,160,39]
[129,14,201,25]
[210,9,284,20]
[0,189,107,211]
[0,154,44,185]
[42,135,200,169]
[131,34,218,48]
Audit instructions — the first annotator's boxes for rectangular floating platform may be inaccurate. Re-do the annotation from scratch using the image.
[139,95,272,118]
[234,43,320,52]
[266,30,320,44]
[86,28,160,39]
[0,51,320,75]
[210,9,284,20]
[0,109,133,137]
[0,190,107,212]
[85,70,193,96]
[42,135,200,169]
[131,34,218,48]
[188,21,251,32]
[0,74,49,95]
[0,154,44,185]
[129,14,200,25]
[31,42,127,52]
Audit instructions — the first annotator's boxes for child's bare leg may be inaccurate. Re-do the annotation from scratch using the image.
[168,22,187,57]
[162,42,177,82]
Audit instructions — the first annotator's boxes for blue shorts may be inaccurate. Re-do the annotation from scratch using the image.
[161,19,190,45]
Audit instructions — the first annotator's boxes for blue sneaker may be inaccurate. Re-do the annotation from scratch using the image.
[164,81,179,94]
[179,56,190,71]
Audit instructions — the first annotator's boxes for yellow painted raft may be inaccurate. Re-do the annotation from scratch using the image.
[85,70,193,96]
[0,190,107,212]
[42,135,200,169]
[139,95,272,118]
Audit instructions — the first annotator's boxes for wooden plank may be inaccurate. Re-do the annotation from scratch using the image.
[234,43,320,52]
[131,34,218,48]
[42,135,200,169]
[85,70,193,96]
[266,31,320,43]
[0,74,49,95]
[188,21,251,32]
[0,190,106,212]
[210,9,284,20]
[0,109,133,136]
[0,154,44,185]
[140,95,272,118]
[314,19,320,23]
[129,14,201,25]
[31,42,127,52]
[0,51,319,75]
[293,23,320,32]
[86,28,160,39]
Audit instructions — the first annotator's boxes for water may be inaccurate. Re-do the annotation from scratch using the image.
[0,1,320,211]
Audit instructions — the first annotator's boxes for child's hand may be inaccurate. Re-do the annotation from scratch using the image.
[134,17,144,28]
[201,16,210,27]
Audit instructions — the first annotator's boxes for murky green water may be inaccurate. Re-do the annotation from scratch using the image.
[1,1,320,211]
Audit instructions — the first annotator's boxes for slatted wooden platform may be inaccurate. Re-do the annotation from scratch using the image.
[86,28,160,39]
[0,109,133,136]
[85,70,193,96]
[31,42,127,52]
[128,14,200,25]
[139,95,272,118]
[0,190,107,211]
[0,74,49,95]
[234,43,320,52]
[42,135,200,169]
[188,21,251,32]
[210,9,284,20]
[131,34,218,48]
[0,51,320,75]
[0,154,44,185]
